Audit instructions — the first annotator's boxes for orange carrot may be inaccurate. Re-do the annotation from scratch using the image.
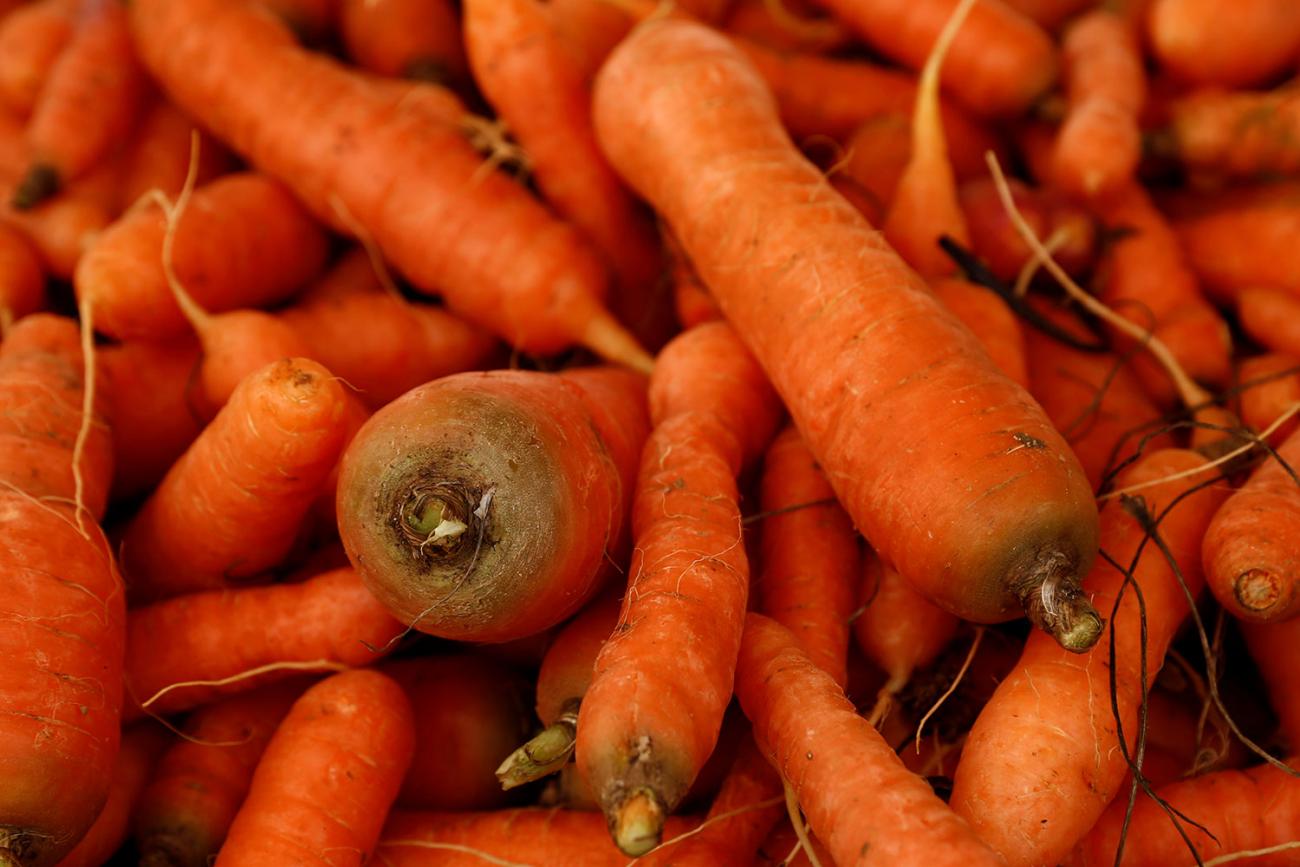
[0,222,44,334]
[123,566,402,720]
[1238,285,1300,359]
[122,357,353,601]
[1166,84,1300,178]
[838,113,912,218]
[958,175,1096,282]
[548,0,638,82]
[0,0,75,117]
[214,670,415,867]
[1242,618,1300,750]
[383,655,533,810]
[1238,353,1300,445]
[339,0,467,84]
[129,0,652,370]
[812,0,1057,116]
[0,190,110,278]
[757,425,859,688]
[134,682,307,867]
[722,0,850,54]
[594,19,1101,648]
[116,99,233,211]
[254,0,337,44]
[1051,9,1145,199]
[338,366,649,643]
[930,276,1028,387]
[13,0,144,209]
[74,171,329,341]
[1148,0,1300,88]
[576,322,782,855]
[951,448,1227,867]
[0,314,122,867]
[998,0,1091,29]
[737,613,1002,866]
[665,229,722,329]
[757,819,835,867]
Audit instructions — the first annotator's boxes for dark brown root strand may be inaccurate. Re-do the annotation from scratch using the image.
[10,163,60,210]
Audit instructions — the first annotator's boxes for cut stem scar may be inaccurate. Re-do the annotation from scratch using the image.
[496,701,579,790]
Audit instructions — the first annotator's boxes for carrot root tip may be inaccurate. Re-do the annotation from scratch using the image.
[496,704,580,790]
[138,837,187,867]
[0,832,29,867]
[1013,552,1102,653]
[1235,569,1281,613]
[579,310,655,374]
[10,163,61,210]
[611,786,667,857]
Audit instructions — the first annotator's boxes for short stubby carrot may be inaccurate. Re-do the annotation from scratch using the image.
[930,276,1028,387]
[214,670,415,867]
[340,0,467,84]
[1238,353,1300,445]
[951,448,1227,867]
[576,322,782,855]
[134,682,306,867]
[736,613,1002,867]
[1148,0,1300,88]
[593,19,1102,650]
[0,0,75,117]
[959,175,1096,281]
[0,222,44,334]
[0,314,122,867]
[1241,618,1300,750]
[123,566,402,719]
[128,0,651,370]
[74,172,329,341]
[338,366,649,643]
[122,357,352,601]
[1237,285,1300,359]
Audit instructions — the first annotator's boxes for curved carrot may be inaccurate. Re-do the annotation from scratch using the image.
[1148,0,1300,88]
[339,365,648,643]
[0,0,75,117]
[594,18,1101,648]
[339,0,467,84]
[930,276,1028,387]
[959,175,1096,282]
[737,613,1002,867]
[951,448,1227,867]
[123,566,402,720]
[0,190,110,279]
[1238,353,1300,445]
[117,99,233,211]
[1242,619,1300,750]
[722,0,850,54]
[665,229,721,329]
[577,322,782,855]
[0,222,44,334]
[129,0,651,370]
[214,670,415,867]
[122,357,353,601]
[1238,285,1300,359]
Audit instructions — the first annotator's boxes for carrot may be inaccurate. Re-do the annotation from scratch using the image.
[339,0,466,84]
[255,0,337,44]
[757,425,859,688]
[576,322,781,855]
[0,222,44,334]
[117,99,234,211]
[950,448,1227,867]
[811,0,1057,116]
[1238,353,1300,445]
[548,0,638,82]
[123,566,402,720]
[756,819,835,867]
[214,670,415,867]
[1242,618,1300,750]
[0,191,110,279]
[376,808,700,866]
[54,725,170,867]
[122,357,353,601]
[837,114,911,219]
[134,682,307,867]
[0,0,75,117]
[1068,757,1300,866]
[1165,84,1300,178]
[722,0,850,54]
[998,0,1092,29]
[497,590,620,790]
[337,366,649,643]
[382,655,533,810]
[12,0,144,209]
[1148,0,1300,88]
[930,276,1028,387]
[1238,286,1300,359]
[129,0,652,371]
[736,613,1002,866]
[958,175,1096,282]
[594,18,1101,648]
[1051,8,1145,199]
[0,314,122,867]
[74,171,329,341]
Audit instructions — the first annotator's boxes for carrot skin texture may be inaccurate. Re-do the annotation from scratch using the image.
[593,19,1100,641]
[0,191,110,279]
[929,276,1028,387]
[1238,286,1300,359]
[214,670,415,867]
[534,590,622,729]
[340,0,467,83]
[1238,353,1300,445]
[1148,0,1300,88]
[116,99,234,212]
[736,613,1002,867]
[0,222,45,330]
[951,448,1227,867]
[853,553,959,690]
[1168,86,1300,178]
[1171,183,1300,303]
[123,566,402,720]
[74,172,329,341]
[0,314,122,867]
[0,0,75,117]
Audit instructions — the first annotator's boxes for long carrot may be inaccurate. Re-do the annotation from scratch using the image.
[128,0,651,371]
[576,322,782,855]
[736,612,1003,866]
[214,670,415,867]
[1238,353,1300,446]
[593,18,1101,649]
[339,0,467,84]
[1165,84,1300,179]
[722,0,850,54]
[1148,0,1300,88]
[930,276,1028,387]
[338,366,648,643]
[0,0,75,117]
[950,448,1227,867]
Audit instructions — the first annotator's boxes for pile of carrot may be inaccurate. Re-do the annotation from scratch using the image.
[6,0,1300,864]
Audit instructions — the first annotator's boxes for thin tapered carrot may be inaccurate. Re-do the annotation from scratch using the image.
[930,276,1028,387]
[1148,0,1300,88]
[757,424,859,689]
[340,0,466,84]
[1068,757,1300,866]
[383,655,533,810]
[1051,8,1145,199]
[214,670,415,867]
[0,314,122,867]
[0,190,110,278]
[576,322,782,855]
[950,448,1227,867]
[123,566,402,720]
[0,222,44,334]
[117,99,233,212]
[134,681,309,867]
[74,171,329,341]
[812,0,1057,116]
[0,0,75,117]
[12,0,144,209]
[736,613,1003,867]
[958,175,1096,282]
[1238,286,1300,359]
[338,365,649,643]
[1238,353,1300,445]
[1242,618,1300,750]
[594,19,1101,648]
[122,357,353,601]
[129,0,652,371]
[722,0,850,54]
[1165,84,1300,178]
